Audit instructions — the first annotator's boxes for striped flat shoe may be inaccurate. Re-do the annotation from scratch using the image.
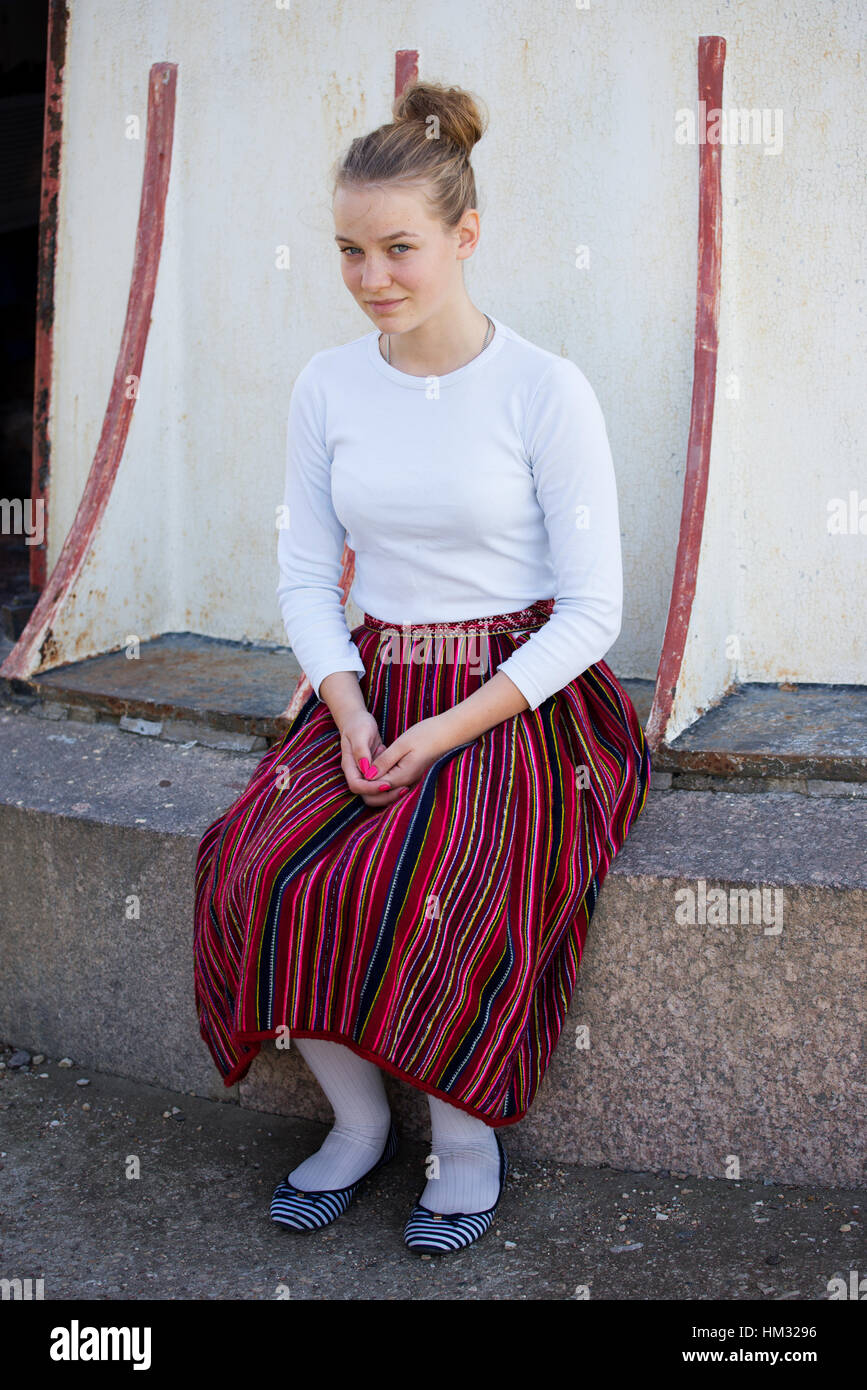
[270,1121,399,1231]
[403,1133,508,1254]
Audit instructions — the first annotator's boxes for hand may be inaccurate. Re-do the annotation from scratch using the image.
[338,710,394,809]
[360,715,460,806]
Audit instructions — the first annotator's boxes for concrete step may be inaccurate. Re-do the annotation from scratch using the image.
[0,698,864,1188]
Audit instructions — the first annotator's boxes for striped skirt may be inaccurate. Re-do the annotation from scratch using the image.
[193,598,651,1127]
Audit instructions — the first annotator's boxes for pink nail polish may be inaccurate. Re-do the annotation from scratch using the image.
[358,757,370,774]
[378,782,390,791]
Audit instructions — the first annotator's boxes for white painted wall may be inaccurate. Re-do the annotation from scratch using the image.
[46,0,865,734]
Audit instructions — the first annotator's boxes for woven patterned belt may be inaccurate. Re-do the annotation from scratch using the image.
[361,597,555,638]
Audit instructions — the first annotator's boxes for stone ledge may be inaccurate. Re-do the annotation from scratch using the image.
[239,880,867,1187]
[0,703,864,1185]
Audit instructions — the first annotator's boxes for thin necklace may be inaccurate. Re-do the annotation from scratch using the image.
[384,314,495,369]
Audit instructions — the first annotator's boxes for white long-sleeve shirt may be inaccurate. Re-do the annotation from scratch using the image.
[275,314,623,712]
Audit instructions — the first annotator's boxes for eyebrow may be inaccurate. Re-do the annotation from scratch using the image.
[333,230,420,244]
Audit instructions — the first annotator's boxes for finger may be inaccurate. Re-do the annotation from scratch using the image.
[372,777,403,793]
[369,747,413,783]
[364,745,389,782]
[342,751,381,794]
[360,787,410,808]
[358,738,390,781]
[367,737,410,779]
[369,743,387,770]
[353,743,385,782]
[364,775,412,798]
[343,751,403,798]
[366,783,411,806]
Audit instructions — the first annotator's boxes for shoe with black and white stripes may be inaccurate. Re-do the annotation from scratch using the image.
[270,1120,399,1231]
[403,1133,508,1253]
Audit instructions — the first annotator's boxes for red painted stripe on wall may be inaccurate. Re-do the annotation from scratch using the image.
[3,62,178,680]
[30,0,69,594]
[646,36,726,749]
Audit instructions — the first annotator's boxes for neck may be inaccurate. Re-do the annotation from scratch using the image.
[380,301,493,376]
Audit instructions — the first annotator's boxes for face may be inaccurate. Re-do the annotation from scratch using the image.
[333,181,480,333]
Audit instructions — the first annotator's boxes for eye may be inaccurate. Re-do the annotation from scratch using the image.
[339,244,413,256]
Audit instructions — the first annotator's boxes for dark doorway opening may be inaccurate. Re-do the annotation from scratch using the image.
[0,1,49,645]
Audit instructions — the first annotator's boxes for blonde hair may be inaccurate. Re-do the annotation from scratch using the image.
[332,80,489,228]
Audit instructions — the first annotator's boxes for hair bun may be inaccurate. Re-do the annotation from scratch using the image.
[392,81,487,161]
[334,79,488,227]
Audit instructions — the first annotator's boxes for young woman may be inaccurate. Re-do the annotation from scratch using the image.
[193,80,651,1255]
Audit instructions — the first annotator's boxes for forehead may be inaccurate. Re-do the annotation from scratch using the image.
[332,182,437,237]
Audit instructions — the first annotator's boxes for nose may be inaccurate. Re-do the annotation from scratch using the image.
[359,256,394,292]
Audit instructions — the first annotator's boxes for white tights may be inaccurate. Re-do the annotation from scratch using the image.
[288,1037,501,1213]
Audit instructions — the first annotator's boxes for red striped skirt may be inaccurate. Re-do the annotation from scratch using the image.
[193,598,651,1126]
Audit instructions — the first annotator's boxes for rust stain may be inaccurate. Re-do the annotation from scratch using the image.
[38,629,59,666]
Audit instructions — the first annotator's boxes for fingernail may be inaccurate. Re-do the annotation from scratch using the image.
[358,757,370,774]
[369,764,379,777]
[378,782,390,791]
